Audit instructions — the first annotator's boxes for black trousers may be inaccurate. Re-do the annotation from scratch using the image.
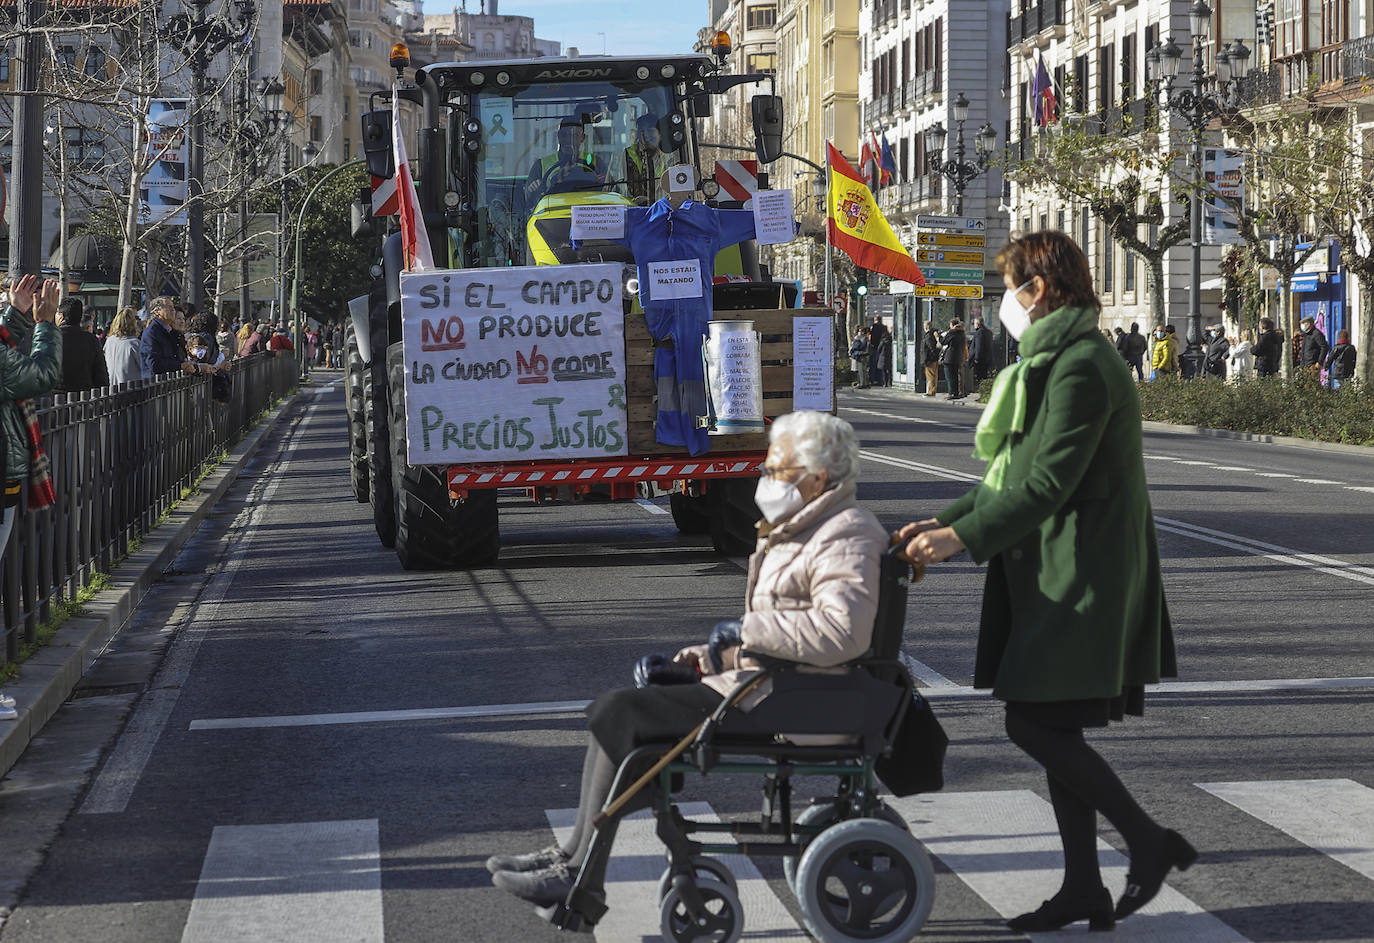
[943,363,961,397]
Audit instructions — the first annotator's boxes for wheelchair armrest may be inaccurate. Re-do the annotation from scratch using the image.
[737,650,808,672]
[689,667,776,763]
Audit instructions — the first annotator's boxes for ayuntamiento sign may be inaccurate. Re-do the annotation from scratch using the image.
[400,263,629,465]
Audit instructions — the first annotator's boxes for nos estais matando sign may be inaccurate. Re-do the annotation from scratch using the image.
[399,263,629,465]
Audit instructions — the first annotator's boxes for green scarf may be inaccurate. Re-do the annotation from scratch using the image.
[974,305,1101,491]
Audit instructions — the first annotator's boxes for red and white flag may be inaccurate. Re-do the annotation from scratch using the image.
[392,92,434,272]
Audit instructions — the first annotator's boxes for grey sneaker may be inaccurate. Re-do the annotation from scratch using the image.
[485,844,569,875]
[491,861,576,905]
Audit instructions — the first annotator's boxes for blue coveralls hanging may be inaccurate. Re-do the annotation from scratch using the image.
[617,199,756,456]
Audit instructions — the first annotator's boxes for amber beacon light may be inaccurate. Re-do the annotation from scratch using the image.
[390,42,411,70]
[710,31,732,60]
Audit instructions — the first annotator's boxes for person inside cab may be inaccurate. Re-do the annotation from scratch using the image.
[525,115,604,202]
[625,113,670,205]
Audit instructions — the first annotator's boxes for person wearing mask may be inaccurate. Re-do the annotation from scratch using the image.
[969,315,995,382]
[897,230,1189,933]
[921,320,941,396]
[1251,318,1283,377]
[1203,324,1230,378]
[55,298,109,392]
[216,320,235,359]
[1150,324,1178,379]
[1298,316,1330,374]
[141,296,212,379]
[940,318,966,399]
[1325,329,1357,389]
[103,307,143,385]
[487,413,886,912]
[625,113,670,205]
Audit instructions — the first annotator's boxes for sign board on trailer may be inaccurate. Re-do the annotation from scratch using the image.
[400,263,629,465]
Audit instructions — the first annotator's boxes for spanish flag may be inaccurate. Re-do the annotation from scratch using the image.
[826,142,925,286]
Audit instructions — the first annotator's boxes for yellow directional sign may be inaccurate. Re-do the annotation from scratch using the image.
[911,284,984,299]
[917,232,986,248]
[915,248,984,265]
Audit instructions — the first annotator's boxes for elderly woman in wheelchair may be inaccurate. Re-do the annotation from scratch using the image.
[487,412,940,942]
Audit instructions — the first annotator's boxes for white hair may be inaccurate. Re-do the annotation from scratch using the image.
[769,412,860,485]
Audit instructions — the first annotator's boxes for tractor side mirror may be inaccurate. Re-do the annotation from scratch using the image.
[361,110,394,179]
[751,94,783,164]
[691,91,713,119]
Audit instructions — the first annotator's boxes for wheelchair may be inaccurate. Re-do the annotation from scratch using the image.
[541,545,939,942]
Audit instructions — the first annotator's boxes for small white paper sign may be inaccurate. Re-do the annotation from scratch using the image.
[646,259,703,299]
[666,164,696,192]
[753,189,795,245]
[792,316,834,411]
[570,204,626,240]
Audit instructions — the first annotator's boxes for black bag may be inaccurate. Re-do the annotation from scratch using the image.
[874,690,949,796]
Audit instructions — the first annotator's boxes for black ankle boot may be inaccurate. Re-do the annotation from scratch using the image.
[1007,887,1115,932]
[1116,829,1199,919]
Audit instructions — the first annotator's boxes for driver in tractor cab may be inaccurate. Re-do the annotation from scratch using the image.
[524,115,605,202]
[625,112,670,205]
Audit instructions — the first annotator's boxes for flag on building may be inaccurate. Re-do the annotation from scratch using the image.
[392,93,434,272]
[826,142,925,286]
[879,133,897,186]
[870,131,891,189]
[1030,53,1059,127]
[858,135,877,189]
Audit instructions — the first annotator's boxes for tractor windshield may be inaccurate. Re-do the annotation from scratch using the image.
[466,81,680,267]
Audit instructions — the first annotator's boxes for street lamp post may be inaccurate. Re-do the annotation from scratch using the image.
[923,92,997,216]
[1146,0,1251,379]
[260,77,289,331]
[163,0,256,311]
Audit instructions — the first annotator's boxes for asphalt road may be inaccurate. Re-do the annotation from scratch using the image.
[1,379,1372,943]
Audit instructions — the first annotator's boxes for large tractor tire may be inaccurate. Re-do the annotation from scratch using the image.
[345,329,370,503]
[385,343,501,570]
[669,491,711,535]
[367,349,396,547]
[708,477,760,556]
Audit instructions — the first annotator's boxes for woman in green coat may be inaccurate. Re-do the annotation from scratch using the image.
[898,231,1193,932]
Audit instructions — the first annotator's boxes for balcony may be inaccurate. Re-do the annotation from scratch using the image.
[1342,34,1374,99]
[1008,0,1066,46]
[1234,64,1282,107]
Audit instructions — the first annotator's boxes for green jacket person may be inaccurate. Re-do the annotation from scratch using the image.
[898,230,1193,933]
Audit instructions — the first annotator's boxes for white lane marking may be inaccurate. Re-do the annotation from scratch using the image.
[80,406,321,814]
[1197,780,1374,883]
[1293,478,1341,485]
[1347,486,1374,493]
[1155,517,1374,585]
[1172,460,1218,466]
[187,675,1374,730]
[892,791,1250,942]
[1211,466,1253,472]
[190,699,592,730]
[548,803,808,941]
[857,447,1374,588]
[634,498,669,516]
[180,819,383,943]
[1254,472,1296,478]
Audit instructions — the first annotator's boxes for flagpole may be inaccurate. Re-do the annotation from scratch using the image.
[823,142,832,314]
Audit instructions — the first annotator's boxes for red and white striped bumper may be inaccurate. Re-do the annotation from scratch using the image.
[447,456,763,497]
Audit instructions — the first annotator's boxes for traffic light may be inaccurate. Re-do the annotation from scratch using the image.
[855,268,869,296]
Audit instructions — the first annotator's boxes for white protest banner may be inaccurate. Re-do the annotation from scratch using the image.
[140,99,189,226]
[645,259,703,299]
[570,204,626,240]
[400,263,628,464]
[752,189,795,245]
[792,316,833,411]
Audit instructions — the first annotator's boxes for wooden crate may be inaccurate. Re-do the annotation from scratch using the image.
[623,308,834,455]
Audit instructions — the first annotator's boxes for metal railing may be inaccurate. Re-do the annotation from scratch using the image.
[1,351,299,661]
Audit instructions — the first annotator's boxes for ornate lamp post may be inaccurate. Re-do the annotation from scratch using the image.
[163,0,257,310]
[1147,0,1251,379]
[924,92,997,216]
[259,77,292,333]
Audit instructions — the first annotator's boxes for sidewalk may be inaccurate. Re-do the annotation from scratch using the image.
[844,385,1374,458]
[0,384,314,779]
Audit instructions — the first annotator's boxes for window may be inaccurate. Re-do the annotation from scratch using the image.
[1073,54,1088,113]
[348,30,361,48]
[56,45,77,70]
[746,52,776,74]
[344,139,351,159]
[1056,210,1065,231]
[746,3,777,30]
[0,142,11,169]
[64,127,105,167]
[83,45,106,77]
[309,116,322,142]
[1101,226,1114,292]
[1098,43,1115,112]
[1121,34,1136,104]
[1125,248,1136,292]
[1040,213,1048,231]
[344,96,351,119]
[310,70,323,95]
[0,45,9,83]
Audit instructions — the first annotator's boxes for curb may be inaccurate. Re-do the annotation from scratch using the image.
[0,387,308,779]
[846,387,1374,456]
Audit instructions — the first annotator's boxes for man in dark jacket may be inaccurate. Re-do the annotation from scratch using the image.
[1252,317,1283,377]
[921,321,940,395]
[1121,322,1147,380]
[1299,316,1329,372]
[941,319,966,399]
[55,298,109,392]
[1203,325,1230,378]
[968,316,995,381]
[868,315,891,387]
[1325,329,1357,389]
[141,296,206,379]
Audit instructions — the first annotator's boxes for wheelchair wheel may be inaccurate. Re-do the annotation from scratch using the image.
[659,876,743,943]
[783,800,909,895]
[793,818,934,943]
[657,856,738,903]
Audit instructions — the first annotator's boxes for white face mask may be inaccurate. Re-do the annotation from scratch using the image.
[998,281,1035,340]
[754,476,807,524]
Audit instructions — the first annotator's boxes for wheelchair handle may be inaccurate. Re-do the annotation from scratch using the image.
[887,534,927,583]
